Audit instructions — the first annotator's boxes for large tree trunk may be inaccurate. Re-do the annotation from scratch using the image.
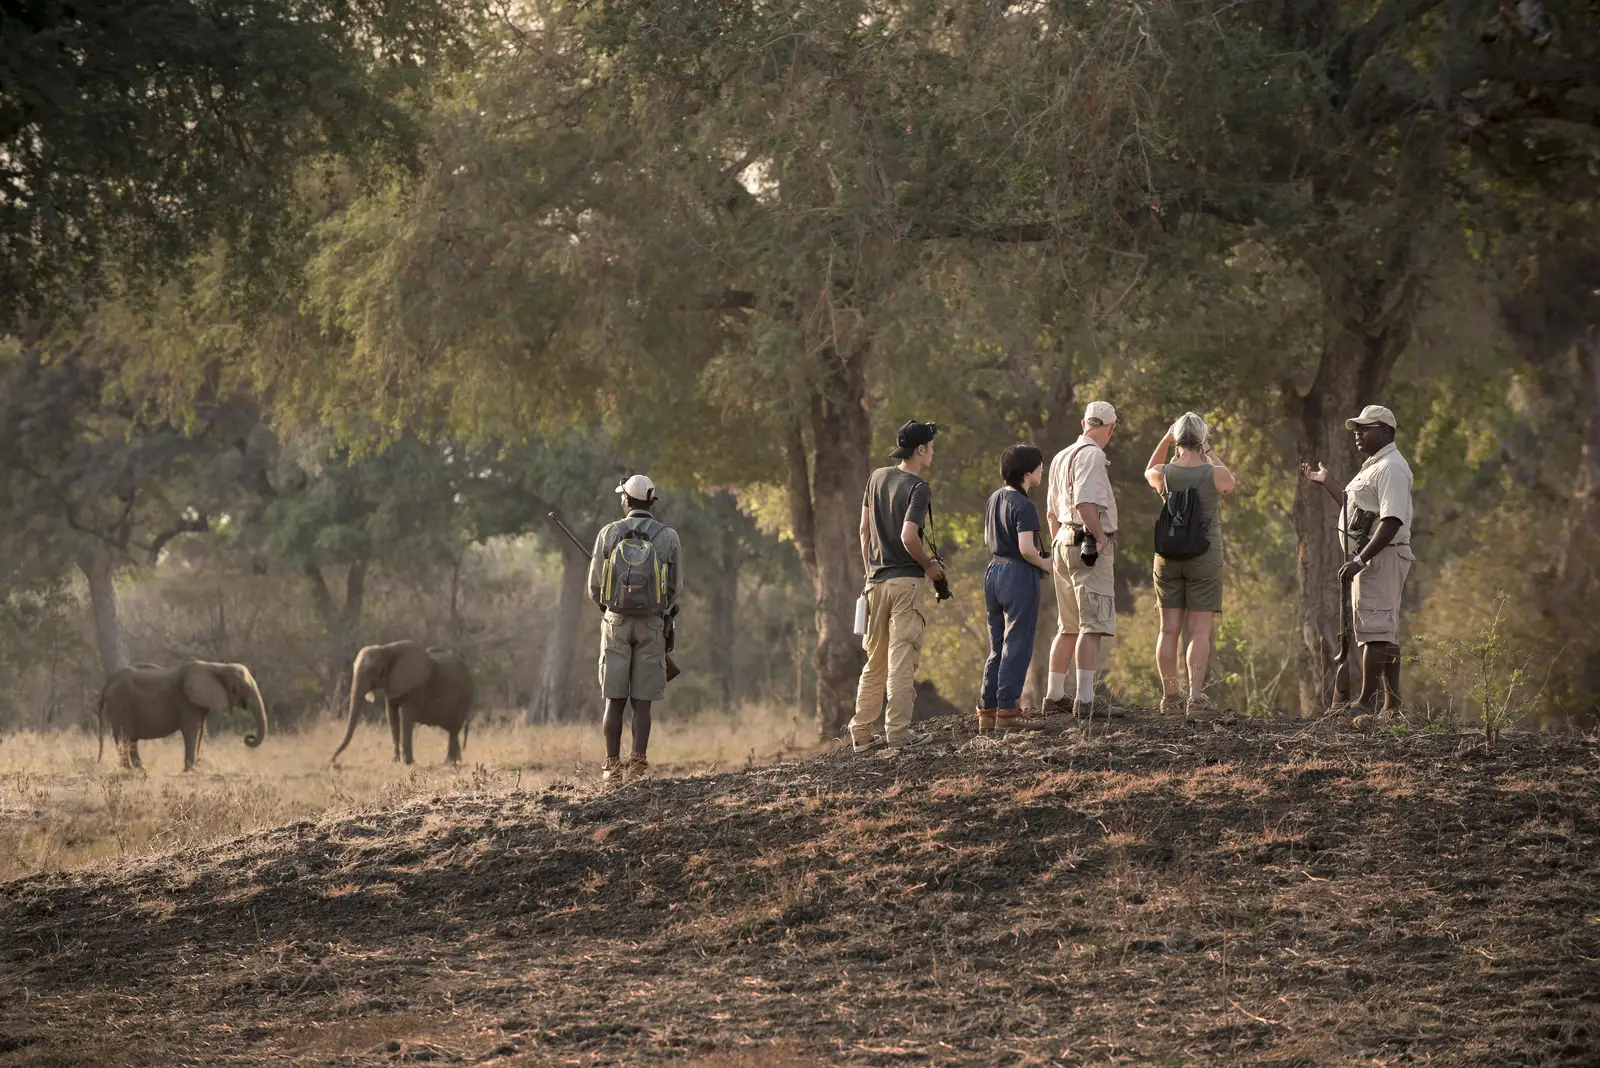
[527,541,590,724]
[1023,365,1078,707]
[1554,330,1600,715]
[344,558,368,625]
[1290,265,1415,716]
[708,538,738,710]
[785,345,872,740]
[78,546,128,675]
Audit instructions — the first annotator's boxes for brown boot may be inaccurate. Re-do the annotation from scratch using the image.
[601,757,624,781]
[994,708,1040,731]
[976,706,997,734]
[1039,696,1075,717]
[624,755,650,780]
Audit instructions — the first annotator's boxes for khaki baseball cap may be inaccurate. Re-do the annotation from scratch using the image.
[1083,400,1117,425]
[1345,405,1397,430]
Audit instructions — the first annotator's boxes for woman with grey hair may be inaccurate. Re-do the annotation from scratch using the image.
[1144,412,1237,714]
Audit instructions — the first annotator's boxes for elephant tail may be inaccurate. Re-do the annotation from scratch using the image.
[462,713,471,757]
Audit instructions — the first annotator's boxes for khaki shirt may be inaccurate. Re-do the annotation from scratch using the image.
[588,510,683,610]
[1341,442,1413,548]
[1046,435,1118,538]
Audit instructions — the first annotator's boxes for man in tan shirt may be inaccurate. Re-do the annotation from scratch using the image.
[1303,404,1415,713]
[1044,400,1119,717]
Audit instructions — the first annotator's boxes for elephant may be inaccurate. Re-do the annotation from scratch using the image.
[332,641,474,765]
[97,661,269,771]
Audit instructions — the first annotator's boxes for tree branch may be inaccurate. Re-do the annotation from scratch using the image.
[139,514,211,565]
[1343,0,1447,75]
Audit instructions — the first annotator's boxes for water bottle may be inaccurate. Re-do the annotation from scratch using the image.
[853,594,868,636]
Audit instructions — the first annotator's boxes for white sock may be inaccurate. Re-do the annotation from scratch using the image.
[1076,669,1096,704]
[1046,672,1067,701]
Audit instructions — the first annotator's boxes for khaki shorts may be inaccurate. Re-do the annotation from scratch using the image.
[1352,545,1413,645]
[599,613,668,701]
[1154,545,1224,613]
[1052,533,1116,636]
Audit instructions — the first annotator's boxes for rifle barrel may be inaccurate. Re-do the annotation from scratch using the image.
[547,511,593,560]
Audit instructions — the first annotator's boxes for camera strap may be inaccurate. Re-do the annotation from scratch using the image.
[925,499,942,561]
[1058,442,1096,532]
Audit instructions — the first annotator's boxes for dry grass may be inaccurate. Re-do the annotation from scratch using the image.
[0,703,811,880]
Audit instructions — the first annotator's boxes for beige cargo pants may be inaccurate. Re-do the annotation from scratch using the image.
[848,577,927,746]
[599,613,668,702]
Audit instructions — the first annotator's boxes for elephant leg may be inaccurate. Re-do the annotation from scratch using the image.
[127,740,143,769]
[182,727,198,772]
[117,735,133,769]
[446,729,461,763]
[400,708,418,766]
[388,700,402,762]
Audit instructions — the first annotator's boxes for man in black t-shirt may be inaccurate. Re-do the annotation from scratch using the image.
[848,420,944,753]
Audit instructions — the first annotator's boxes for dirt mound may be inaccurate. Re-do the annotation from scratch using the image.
[2,714,1597,1066]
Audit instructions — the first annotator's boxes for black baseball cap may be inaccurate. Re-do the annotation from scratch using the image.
[889,420,938,459]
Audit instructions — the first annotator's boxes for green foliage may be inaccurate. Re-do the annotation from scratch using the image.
[0,0,481,322]
[0,329,264,569]
[1419,594,1561,746]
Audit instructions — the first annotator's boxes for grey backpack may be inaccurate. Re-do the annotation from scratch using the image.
[599,519,667,615]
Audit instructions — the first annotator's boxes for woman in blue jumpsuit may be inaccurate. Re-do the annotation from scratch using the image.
[978,444,1053,732]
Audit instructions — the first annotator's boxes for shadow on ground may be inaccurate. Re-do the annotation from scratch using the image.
[2,713,1597,1065]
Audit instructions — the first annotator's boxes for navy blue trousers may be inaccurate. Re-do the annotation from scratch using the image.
[981,557,1041,709]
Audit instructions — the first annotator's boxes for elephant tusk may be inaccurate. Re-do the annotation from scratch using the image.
[364,691,376,703]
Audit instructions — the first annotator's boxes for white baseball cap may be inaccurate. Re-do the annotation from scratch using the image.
[1344,405,1397,430]
[617,474,656,499]
[1083,400,1117,425]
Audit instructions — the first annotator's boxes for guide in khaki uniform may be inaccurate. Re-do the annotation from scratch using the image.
[1302,405,1415,713]
[588,475,682,780]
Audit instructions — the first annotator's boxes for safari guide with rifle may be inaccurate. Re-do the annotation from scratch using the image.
[849,420,945,754]
[1302,405,1414,714]
[589,474,682,780]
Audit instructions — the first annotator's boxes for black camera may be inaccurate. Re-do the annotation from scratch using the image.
[931,555,952,601]
[1073,527,1099,567]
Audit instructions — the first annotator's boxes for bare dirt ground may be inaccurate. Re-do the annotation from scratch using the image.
[2,711,1597,1066]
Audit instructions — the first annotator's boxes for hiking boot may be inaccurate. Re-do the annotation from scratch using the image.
[994,708,1041,731]
[1187,692,1239,725]
[1159,693,1186,716]
[1039,697,1075,717]
[601,757,624,781]
[625,756,650,780]
[852,733,887,753]
[883,730,934,751]
[975,706,997,735]
[1076,696,1125,720]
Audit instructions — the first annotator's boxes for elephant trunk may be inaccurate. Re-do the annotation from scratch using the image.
[331,661,368,763]
[243,676,268,748]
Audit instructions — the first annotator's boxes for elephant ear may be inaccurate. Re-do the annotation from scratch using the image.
[182,664,231,712]
[387,644,434,698]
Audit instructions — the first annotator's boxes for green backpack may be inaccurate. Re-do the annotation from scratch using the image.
[600,519,668,615]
